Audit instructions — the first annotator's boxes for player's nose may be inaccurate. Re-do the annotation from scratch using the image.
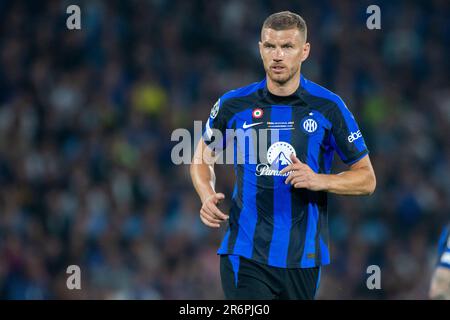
[272,56,283,64]
[273,47,284,59]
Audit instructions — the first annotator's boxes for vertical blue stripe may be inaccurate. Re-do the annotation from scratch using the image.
[438,226,450,257]
[268,106,292,267]
[314,267,322,299]
[232,182,237,199]
[228,255,240,287]
[320,236,330,264]
[300,127,324,267]
[233,109,258,257]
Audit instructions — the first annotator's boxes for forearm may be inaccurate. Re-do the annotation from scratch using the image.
[191,158,228,228]
[320,167,376,196]
[191,139,219,203]
[190,162,216,203]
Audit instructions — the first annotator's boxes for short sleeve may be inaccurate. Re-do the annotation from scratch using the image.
[202,98,231,151]
[329,97,369,165]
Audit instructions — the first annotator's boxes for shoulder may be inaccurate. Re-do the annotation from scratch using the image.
[301,76,349,115]
[208,80,264,121]
[218,79,265,107]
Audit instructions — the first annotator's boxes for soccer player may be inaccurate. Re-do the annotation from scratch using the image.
[429,224,450,300]
[190,11,376,299]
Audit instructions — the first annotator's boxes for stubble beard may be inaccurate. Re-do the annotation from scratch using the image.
[267,65,299,86]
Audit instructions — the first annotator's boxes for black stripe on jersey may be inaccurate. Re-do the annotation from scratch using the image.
[252,106,274,263]
[286,106,310,266]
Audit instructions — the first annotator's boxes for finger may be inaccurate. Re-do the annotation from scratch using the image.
[290,176,306,186]
[201,209,223,224]
[292,181,308,189]
[200,215,219,227]
[294,181,307,189]
[200,214,220,228]
[201,208,224,224]
[290,153,301,164]
[205,202,229,220]
[285,169,307,184]
[214,193,225,202]
[280,164,295,175]
[284,171,298,184]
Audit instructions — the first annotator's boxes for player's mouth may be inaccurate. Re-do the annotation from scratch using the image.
[271,65,286,73]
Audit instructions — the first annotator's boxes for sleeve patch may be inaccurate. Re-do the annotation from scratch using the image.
[210,99,220,119]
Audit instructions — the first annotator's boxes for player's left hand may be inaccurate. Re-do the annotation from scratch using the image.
[279,154,326,191]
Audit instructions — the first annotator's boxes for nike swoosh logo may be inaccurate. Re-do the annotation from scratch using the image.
[243,121,263,129]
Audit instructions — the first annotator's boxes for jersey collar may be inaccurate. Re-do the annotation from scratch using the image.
[261,74,308,103]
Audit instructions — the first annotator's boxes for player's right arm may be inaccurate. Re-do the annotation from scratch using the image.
[190,138,229,228]
[190,97,231,228]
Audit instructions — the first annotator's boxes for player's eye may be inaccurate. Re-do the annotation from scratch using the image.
[282,44,294,49]
[264,43,275,48]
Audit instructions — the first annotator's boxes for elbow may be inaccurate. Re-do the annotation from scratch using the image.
[357,168,376,196]
[190,162,197,179]
[365,171,377,195]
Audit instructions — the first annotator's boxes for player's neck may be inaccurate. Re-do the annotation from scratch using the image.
[266,71,301,97]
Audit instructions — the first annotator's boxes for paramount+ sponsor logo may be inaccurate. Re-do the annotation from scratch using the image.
[347,130,362,143]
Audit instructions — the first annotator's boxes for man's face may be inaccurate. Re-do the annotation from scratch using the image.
[259,28,310,85]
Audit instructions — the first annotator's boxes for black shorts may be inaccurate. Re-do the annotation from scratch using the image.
[220,254,321,300]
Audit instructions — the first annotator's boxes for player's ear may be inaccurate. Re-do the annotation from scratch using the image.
[258,41,263,60]
[301,42,310,62]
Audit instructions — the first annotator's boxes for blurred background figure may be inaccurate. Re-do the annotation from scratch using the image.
[0,0,448,299]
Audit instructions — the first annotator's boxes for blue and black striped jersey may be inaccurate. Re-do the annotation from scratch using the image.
[437,225,450,269]
[203,74,369,268]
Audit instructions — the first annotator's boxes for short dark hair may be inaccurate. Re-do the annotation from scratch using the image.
[262,11,307,40]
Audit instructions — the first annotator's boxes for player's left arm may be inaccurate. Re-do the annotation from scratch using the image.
[280,153,376,195]
[281,95,376,195]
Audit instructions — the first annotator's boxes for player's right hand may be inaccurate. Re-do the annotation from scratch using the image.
[200,193,229,228]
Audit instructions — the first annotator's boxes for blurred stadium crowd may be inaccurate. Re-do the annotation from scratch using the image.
[0,0,449,299]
